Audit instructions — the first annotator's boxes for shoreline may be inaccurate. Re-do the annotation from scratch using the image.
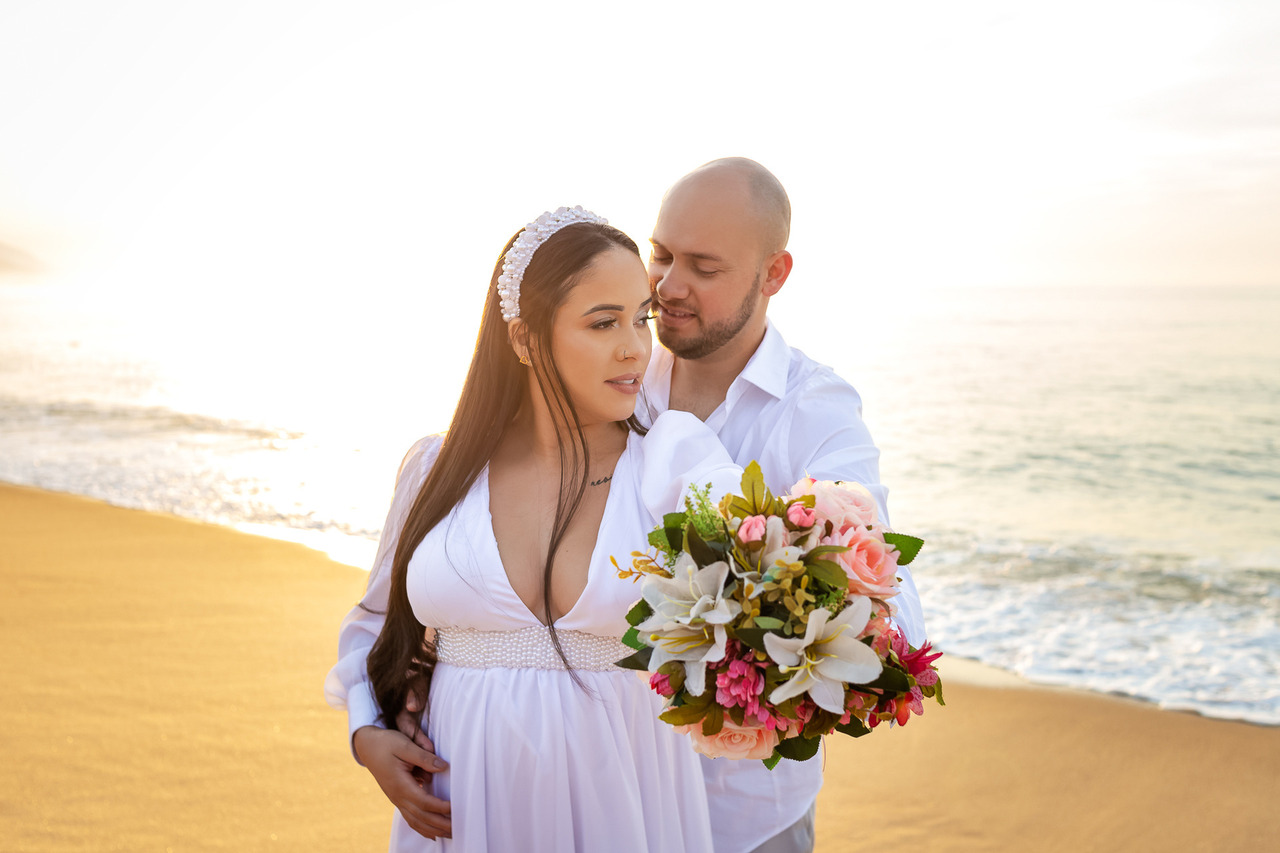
[4,484,1279,851]
[8,480,1274,729]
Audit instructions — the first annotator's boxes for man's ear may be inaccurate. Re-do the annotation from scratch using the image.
[507,318,531,363]
[761,250,793,298]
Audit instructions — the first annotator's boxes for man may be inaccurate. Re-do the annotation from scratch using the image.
[344,158,925,849]
[642,157,925,853]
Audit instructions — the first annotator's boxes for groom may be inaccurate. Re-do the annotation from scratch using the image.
[641,157,925,853]
[366,158,925,849]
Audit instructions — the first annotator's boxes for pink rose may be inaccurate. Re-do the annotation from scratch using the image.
[649,671,675,697]
[826,524,900,598]
[787,477,879,534]
[785,501,816,529]
[737,514,767,544]
[679,719,780,761]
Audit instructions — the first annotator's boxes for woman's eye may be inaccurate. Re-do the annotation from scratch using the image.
[593,318,618,330]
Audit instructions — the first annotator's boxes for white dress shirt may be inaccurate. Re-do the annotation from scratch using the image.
[641,320,926,853]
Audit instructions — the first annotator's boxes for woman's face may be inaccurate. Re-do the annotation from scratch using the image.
[548,246,653,427]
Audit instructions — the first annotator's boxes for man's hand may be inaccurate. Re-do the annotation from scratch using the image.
[353,725,451,840]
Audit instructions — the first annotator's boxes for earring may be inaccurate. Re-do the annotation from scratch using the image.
[519,355,530,366]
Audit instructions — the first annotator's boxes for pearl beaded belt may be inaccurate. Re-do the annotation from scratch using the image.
[434,625,630,672]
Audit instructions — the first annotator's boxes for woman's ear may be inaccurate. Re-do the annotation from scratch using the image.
[507,318,531,364]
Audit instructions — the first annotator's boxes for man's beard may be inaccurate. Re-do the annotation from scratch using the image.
[657,272,761,360]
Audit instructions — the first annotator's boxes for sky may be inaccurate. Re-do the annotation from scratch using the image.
[2,0,1278,293]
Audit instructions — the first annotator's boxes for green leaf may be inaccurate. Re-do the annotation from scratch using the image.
[835,720,872,739]
[752,616,785,630]
[614,647,653,671]
[883,532,924,565]
[624,599,653,628]
[621,627,644,651]
[857,665,911,693]
[663,510,688,529]
[686,526,722,567]
[733,627,768,653]
[774,734,822,762]
[701,705,724,737]
[806,559,848,590]
[762,752,782,770]
[660,703,710,726]
[740,461,767,510]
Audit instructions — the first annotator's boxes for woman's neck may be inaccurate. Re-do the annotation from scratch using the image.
[505,394,628,475]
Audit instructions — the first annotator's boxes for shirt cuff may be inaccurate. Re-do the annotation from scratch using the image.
[347,680,384,763]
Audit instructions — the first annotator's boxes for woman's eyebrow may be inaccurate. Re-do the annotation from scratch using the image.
[581,303,624,315]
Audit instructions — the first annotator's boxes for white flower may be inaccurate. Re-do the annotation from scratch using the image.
[763,596,882,714]
[759,516,803,572]
[636,554,742,696]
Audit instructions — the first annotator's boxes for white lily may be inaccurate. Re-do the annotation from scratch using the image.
[758,516,803,574]
[637,553,742,696]
[763,596,883,714]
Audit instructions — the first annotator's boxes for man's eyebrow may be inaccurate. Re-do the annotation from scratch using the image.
[648,239,724,264]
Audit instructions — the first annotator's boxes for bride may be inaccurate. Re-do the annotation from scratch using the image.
[325,207,739,851]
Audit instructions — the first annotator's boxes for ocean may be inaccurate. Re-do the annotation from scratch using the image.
[3,278,1277,724]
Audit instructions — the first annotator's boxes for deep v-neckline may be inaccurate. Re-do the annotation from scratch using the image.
[483,437,632,627]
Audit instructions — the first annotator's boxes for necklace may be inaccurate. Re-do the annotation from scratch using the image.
[590,475,613,487]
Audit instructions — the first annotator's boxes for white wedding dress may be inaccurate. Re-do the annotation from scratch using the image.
[326,411,741,852]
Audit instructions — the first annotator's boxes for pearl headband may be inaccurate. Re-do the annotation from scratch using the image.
[497,205,608,322]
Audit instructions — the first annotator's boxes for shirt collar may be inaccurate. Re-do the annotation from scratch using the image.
[732,319,789,402]
[642,319,788,420]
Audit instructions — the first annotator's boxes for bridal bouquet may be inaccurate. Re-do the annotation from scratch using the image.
[614,464,943,768]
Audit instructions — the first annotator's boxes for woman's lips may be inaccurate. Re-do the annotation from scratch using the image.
[606,374,642,395]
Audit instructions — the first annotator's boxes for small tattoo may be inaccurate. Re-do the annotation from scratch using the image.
[590,475,613,487]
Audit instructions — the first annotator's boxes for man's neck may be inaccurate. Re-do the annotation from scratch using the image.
[667,321,767,420]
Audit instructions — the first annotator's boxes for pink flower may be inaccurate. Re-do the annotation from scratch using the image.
[649,671,675,697]
[787,477,879,534]
[738,515,767,544]
[713,642,777,726]
[679,719,780,761]
[895,636,943,688]
[871,686,924,727]
[785,501,816,529]
[825,524,900,599]
[715,657,765,710]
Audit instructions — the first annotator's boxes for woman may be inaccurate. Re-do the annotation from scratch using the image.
[325,207,740,851]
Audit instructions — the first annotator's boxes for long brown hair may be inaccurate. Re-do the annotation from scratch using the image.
[364,219,644,727]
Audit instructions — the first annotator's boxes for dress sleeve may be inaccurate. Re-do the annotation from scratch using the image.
[323,434,444,753]
[637,410,744,524]
[789,377,927,647]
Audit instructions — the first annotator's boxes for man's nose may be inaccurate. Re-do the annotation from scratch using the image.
[652,263,687,302]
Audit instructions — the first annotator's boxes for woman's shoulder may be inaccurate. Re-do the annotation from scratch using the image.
[395,432,447,489]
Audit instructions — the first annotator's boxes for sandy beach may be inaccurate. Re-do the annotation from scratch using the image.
[3,484,1277,852]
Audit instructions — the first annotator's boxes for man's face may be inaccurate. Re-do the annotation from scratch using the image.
[647,176,766,360]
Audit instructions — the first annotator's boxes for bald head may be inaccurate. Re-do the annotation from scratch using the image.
[665,157,791,258]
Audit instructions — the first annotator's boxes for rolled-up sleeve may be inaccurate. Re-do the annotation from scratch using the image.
[787,377,926,647]
[323,435,443,753]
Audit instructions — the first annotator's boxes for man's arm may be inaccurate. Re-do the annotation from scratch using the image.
[322,436,453,838]
[789,379,926,646]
